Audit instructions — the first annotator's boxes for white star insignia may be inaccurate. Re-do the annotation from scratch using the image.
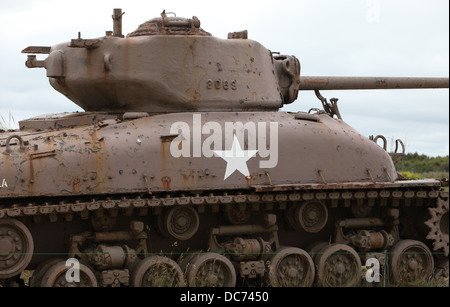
[214,135,258,180]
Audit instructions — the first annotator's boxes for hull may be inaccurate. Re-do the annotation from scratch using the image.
[1,111,397,199]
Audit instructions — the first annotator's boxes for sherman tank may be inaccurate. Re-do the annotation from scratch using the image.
[0,9,448,287]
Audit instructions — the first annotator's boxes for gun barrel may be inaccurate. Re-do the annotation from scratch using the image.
[298,76,449,91]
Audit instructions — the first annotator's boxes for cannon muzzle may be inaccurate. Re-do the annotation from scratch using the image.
[298,76,449,91]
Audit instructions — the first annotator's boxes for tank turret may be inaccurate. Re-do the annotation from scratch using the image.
[22,9,448,114]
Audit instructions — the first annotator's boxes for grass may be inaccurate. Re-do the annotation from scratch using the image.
[400,171,449,180]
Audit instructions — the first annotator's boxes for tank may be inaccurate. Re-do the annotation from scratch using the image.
[1,9,448,287]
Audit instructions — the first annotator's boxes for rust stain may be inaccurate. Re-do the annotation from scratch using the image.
[245,172,258,187]
[72,177,81,193]
[160,137,174,190]
[182,173,189,187]
[160,135,178,183]
[190,170,195,185]
[27,152,35,195]
[1,151,11,162]
[161,176,171,190]
[90,129,107,193]
[185,88,201,102]
[181,170,195,188]
[303,78,328,85]
[192,90,200,102]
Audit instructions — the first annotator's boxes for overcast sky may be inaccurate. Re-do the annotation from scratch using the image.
[0,0,448,157]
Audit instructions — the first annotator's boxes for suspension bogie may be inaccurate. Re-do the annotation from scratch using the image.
[0,189,448,287]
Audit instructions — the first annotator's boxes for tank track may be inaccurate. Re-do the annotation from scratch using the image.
[1,184,448,287]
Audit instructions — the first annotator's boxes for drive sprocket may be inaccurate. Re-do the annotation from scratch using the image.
[425,197,449,257]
